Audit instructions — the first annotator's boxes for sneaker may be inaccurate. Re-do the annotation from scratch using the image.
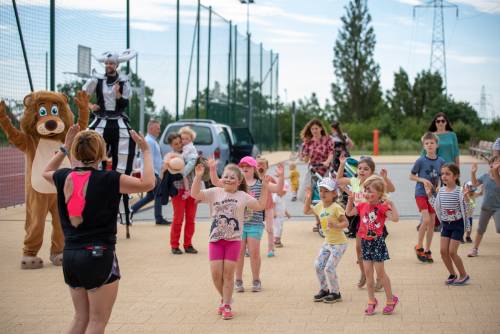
[171,248,183,255]
[313,289,329,302]
[129,211,135,225]
[466,236,473,243]
[451,275,470,286]
[217,301,224,315]
[251,279,262,292]
[424,250,434,263]
[234,279,244,292]
[467,248,479,257]
[156,218,171,225]
[221,305,233,320]
[415,246,426,262]
[445,274,457,285]
[184,246,198,254]
[324,292,342,303]
[275,242,284,248]
[267,250,275,257]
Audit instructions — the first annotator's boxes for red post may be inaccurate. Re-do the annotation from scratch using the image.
[373,129,379,156]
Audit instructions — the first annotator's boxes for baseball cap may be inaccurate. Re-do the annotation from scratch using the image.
[238,156,257,168]
[318,177,338,191]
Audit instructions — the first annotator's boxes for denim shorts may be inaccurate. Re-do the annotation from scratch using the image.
[242,224,264,240]
[361,237,390,262]
[441,219,465,242]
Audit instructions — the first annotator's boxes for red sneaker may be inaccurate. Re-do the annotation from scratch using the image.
[221,305,234,320]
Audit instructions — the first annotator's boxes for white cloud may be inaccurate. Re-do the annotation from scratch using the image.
[266,28,313,39]
[395,0,422,5]
[130,22,169,32]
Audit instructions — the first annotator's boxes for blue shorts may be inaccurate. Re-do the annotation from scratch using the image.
[441,219,465,242]
[361,238,390,262]
[242,224,264,240]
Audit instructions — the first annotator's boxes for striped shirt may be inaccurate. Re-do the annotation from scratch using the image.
[431,186,463,222]
[245,179,264,226]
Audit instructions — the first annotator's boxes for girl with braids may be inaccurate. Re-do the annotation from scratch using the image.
[42,126,154,333]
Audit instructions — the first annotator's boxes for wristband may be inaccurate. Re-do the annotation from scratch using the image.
[59,145,69,156]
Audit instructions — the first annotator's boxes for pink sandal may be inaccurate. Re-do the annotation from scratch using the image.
[365,298,378,315]
[383,295,399,315]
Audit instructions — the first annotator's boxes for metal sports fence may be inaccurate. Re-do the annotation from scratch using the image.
[0,0,279,208]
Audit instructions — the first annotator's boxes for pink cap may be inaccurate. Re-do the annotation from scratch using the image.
[238,156,257,168]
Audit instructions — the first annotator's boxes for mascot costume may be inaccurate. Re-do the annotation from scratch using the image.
[0,91,89,269]
[83,49,137,229]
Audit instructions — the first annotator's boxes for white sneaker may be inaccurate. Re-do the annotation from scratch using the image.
[234,279,244,292]
[467,248,478,257]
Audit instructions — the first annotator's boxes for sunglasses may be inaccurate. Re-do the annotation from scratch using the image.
[359,155,374,161]
[435,119,446,124]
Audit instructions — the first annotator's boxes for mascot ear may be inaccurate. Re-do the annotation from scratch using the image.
[58,93,69,104]
[23,93,34,108]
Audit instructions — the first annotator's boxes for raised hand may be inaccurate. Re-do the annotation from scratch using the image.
[89,103,100,112]
[339,152,347,165]
[276,163,284,177]
[471,163,478,175]
[207,157,217,169]
[380,168,388,179]
[130,130,149,152]
[64,124,80,149]
[74,91,89,111]
[195,163,205,177]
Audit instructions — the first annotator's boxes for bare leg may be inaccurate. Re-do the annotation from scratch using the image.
[363,261,375,302]
[85,280,119,334]
[440,237,455,276]
[449,239,467,278]
[210,260,224,297]
[222,260,237,305]
[67,287,89,334]
[235,238,247,281]
[425,213,436,252]
[247,237,262,281]
[473,233,484,250]
[373,262,393,302]
[356,236,365,286]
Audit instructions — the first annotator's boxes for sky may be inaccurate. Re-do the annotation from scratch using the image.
[1,0,500,121]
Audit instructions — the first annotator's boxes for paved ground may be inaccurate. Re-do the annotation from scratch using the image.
[1,153,498,333]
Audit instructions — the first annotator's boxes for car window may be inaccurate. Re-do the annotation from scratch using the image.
[218,129,230,146]
[163,124,213,145]
[231,128,253,145]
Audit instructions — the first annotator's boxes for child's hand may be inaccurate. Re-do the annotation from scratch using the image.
[380,168,388,179]
[305,186,312,200]
[182,190,190,200]
[262,175,271,189]
[194,164,205,177]
[421,179,433,189]
[276,163,284,177]
[424,182,433,196]
[339,152,346,165]
[207,157,217,169]
[471,163,478,175]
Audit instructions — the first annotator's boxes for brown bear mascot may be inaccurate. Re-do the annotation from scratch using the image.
[0,91,89,269]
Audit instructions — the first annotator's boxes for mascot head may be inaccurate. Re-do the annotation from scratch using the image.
[21,91,73,141]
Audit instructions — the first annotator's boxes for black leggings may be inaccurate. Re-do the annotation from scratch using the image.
[63,248,120,290]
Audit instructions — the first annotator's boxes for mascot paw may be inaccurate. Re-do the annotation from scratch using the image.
[50,253,63,266]
[0,100,7,120]
[21,256,44,269]
[74,91,90,110]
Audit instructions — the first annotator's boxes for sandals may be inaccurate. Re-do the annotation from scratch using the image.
[365,298,378,315]
[383,295,399,315]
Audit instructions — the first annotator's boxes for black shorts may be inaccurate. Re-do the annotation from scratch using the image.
[63,248,120,290]
[441,219,465,242]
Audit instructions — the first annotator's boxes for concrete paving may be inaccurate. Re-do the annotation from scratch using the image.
[0,153,498,333]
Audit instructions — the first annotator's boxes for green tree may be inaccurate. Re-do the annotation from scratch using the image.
[331,0,383,121]
[386,67,413,117]
[411,70,444,118]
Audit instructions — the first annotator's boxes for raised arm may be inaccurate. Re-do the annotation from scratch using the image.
[345,194,358,216]
[119,131,155,194]
[303,186,314,215]
[380,168,395,193]
[268,163,285,193]
[0,100,28,152]
[336,153,347,179]
[385,199,399,222]
[470,163,479,187]
[207,157,223,187]
[190,164,206,201]
[74,91,90,130]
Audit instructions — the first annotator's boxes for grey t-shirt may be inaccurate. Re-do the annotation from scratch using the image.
[478,173,500,210]
[245,179,264,226]
[411,155,445,197]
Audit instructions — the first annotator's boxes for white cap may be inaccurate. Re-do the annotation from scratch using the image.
[318,177,338,191]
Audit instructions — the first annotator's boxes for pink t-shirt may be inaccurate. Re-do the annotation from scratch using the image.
[199,187,256,242]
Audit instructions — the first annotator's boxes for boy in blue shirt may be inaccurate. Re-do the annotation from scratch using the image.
[410,132,445,262]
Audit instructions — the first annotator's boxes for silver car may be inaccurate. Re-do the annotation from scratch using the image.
[159,120,259,176]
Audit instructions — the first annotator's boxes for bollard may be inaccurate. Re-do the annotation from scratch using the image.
[373,129,379,156]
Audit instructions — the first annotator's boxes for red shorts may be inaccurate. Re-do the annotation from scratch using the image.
[208,240,241,262]
[415,196,435,214]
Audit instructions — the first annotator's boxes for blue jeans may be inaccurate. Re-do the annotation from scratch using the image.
[131,175,164,222]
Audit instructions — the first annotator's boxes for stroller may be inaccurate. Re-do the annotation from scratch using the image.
[310,158,358,238]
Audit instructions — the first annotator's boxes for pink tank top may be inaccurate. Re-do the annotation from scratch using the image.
[67,171,91,218]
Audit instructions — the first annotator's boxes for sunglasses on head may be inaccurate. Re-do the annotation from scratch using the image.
[435,119,446,123]
[359,156,373,161]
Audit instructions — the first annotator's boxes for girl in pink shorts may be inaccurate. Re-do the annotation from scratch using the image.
[191,163,268,320]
